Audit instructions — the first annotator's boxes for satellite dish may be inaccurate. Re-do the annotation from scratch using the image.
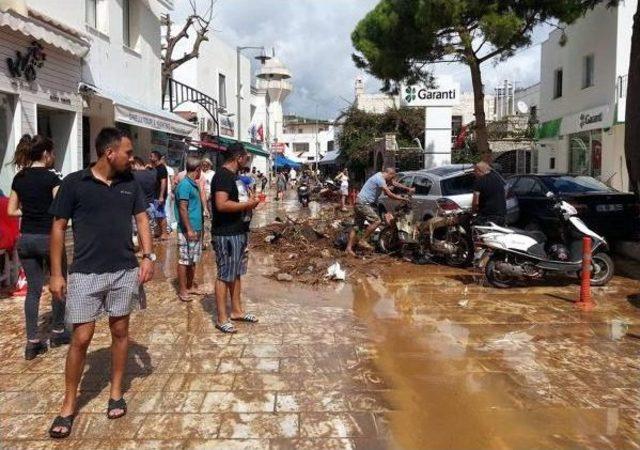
[516,101,529,114]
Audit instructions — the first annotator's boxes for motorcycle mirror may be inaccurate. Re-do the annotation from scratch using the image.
[546,191,555,198]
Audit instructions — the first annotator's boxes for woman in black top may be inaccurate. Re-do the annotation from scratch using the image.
[7,135,69,360]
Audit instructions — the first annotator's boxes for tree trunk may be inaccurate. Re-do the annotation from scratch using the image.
[625,1,640,195]
[468,58,490,161]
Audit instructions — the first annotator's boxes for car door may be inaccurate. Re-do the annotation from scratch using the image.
[411,174,434,221]
[512,177,553,230]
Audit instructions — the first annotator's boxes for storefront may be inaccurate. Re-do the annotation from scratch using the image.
[0,7,88,193]
[79,83,196,165]
[535,103,628,190]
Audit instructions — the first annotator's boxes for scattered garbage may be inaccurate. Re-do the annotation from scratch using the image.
[276,273,294,282]
[326,262,346,281]
[251,214,396,284]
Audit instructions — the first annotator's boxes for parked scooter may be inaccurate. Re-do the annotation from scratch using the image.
[297,183,310,207]
[318,180,342,202]
[417,199,474,267]
[474,193,615,288]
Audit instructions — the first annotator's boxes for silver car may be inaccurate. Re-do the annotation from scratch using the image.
[377,164,519,223]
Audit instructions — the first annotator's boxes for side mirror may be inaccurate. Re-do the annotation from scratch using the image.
[546,191,555,198]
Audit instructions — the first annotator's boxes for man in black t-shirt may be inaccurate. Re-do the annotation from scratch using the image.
[472,161,506,226]
[211,143,261,334]
[149,150,170,239]
[48,128,155,439]
[132,157,158,235]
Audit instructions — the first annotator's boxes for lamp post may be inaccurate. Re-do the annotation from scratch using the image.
[236,46,270,141]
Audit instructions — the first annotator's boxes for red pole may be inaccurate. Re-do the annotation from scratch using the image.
[576,236,594,310]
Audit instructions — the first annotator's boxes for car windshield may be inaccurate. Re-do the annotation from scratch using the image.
[441,173,476,196]
[544,176,614,193]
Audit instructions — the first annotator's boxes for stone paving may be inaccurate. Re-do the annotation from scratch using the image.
[2,196,640,448]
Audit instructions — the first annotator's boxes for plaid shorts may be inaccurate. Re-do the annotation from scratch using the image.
[354,202,380,228]
[178,232,203,266]
[213,233,248,282]
[66,268,141,324]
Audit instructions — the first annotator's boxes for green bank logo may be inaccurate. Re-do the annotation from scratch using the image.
[405,86,416,103]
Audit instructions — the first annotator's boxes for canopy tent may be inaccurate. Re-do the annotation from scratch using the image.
[274,154,301,169]
[318,150,341,166]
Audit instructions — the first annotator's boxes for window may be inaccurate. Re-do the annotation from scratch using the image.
[397,175,414,188]
[413,176,433,196]
[441,174,475,196]
[293,142,309,153]
[218,74,227,108]
[512,177,545,196]
[550,157,556,170]
[553,68,563,99]
[327,141,334,152]
[86,0,97,28]
[298,128,303,134]
[122,0,131,46]
[583,54,594,89]
[451,115,463,143]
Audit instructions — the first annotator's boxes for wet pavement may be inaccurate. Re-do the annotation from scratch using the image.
[2,194,640,449]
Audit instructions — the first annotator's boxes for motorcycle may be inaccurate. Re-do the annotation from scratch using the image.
[417,199,474,267]
[473,193,615,288]
[297,183,310,207]
[376,197,416,254]
[318,179,342,202]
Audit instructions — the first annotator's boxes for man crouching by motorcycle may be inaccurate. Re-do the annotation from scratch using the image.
[346,167,414,257]
[472,162,506,226]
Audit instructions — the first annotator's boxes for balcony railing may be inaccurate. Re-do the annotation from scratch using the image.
[163,77,219,135]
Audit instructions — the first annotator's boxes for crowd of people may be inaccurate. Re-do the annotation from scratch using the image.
[6,127,262,439]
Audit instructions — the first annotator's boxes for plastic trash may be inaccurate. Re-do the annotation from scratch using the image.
[326,262,346,281]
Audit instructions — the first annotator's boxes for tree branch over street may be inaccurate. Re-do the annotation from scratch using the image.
[351,0,618,161]
[161,0,215,97]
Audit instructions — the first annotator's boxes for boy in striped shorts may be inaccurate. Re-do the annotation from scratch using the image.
[210,143,261,334]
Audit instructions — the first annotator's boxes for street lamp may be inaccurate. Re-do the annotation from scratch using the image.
[236,46,270,141]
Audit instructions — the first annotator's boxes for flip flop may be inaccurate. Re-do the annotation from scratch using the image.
[178,294,193,303]
[107,397,127,419]
[49,415,75,439]
[216,322,237,334]
[230,313,259,323]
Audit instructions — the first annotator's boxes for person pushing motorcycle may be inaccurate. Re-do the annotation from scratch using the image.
[346,167,414,257]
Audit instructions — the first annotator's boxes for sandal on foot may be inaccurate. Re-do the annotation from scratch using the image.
[107,397,127,419]
[178,294,193,303]
[231,313,259,323]
[49,415,75,439]
[215,322,237,334]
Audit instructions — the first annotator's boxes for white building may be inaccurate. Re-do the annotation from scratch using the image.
[24,0,194,167]
[536,0,634,191]
[280,115,336,164]
[0,2,89,193]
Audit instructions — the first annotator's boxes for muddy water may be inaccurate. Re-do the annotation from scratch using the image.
[351,262,640,449]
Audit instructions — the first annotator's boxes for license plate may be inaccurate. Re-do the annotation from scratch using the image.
[596,204,623,212]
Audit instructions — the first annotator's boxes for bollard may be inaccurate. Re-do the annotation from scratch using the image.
[576,236,595,310]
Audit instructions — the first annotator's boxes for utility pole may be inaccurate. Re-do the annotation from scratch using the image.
[236,46,270,141]
[314,104,319,172]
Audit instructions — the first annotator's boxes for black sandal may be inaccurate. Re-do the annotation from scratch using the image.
[107,397,127,419]
[49,415,75,439]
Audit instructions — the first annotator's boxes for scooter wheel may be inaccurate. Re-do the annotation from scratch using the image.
[485,255,513,289]
[377,227,399,254]
[583,252,615,286]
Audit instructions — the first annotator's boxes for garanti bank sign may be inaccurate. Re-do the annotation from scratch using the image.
[401,82,461,107]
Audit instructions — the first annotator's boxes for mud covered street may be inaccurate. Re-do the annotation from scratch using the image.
[2,195,640,449]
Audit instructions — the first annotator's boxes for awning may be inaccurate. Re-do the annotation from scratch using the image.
[81,83,196,137]
[274,154,301,169]
[318,150,341,166]
[0,9,89,57]
[214,136,269,158]
[535,118,562,140]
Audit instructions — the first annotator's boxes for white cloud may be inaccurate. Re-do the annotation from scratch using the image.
[171,1,551,118]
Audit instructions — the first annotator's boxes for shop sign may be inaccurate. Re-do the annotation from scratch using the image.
[114,104,194,136]
[271,142,286,154]
[401,81,460,107]
[6,41,46,82]
[579,111,603,129]
[49,94,71,105]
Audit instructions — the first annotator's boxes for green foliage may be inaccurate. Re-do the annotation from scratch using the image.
[337,106,425,175]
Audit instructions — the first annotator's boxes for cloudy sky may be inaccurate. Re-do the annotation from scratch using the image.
[172,0,550,120]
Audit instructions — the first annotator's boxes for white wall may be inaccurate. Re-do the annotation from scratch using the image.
[196,37,252,141]
[29,0,165,108]
[281,127,336,163]
[538,3,619,124]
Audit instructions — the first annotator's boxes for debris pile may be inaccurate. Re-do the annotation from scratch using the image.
[250,215,396,284]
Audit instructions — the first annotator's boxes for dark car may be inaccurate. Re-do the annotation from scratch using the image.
[506,174,639,241]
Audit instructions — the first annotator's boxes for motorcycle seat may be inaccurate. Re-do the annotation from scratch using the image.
[511,228,547,243]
